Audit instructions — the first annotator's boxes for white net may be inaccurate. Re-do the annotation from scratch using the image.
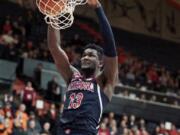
[75,0,87,5]
[45,12,74,30]
[36,0,87,29]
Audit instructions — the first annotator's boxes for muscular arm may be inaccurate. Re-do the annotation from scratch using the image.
[96,4,118,100]
[48,25,74,84]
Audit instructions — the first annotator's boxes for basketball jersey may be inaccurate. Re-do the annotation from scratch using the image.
[59,72,109,134]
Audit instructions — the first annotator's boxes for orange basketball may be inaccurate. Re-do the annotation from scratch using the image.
[37,0,66,16]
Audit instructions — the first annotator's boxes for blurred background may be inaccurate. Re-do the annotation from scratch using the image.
[0,0,180,135]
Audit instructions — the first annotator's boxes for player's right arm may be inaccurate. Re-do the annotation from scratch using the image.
[47,25,74,84]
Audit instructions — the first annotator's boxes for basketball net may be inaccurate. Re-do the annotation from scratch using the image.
[36,0,87,29]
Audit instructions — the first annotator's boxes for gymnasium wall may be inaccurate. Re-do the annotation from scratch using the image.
[75,0,180,43]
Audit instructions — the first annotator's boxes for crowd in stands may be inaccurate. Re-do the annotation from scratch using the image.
[0,2,180,135]
[0,90,63,135]
[99,112,180,135]
[118,49,180,95]
[0,12,53,62]
[0,90,180,135]
[0,10,179,95]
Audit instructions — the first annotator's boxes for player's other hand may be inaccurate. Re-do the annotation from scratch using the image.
[87,0,101,8]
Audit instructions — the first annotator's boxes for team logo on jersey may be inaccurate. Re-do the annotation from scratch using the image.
[67,81,94,92]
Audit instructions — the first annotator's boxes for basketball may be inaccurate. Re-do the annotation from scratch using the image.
[37,0,66,16]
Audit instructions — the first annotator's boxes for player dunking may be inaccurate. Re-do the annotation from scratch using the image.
[47,0,118,134]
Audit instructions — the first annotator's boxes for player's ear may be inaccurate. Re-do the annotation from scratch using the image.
[98,60,104,69]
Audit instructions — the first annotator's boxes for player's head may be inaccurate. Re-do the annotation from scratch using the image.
[81,43,104,77]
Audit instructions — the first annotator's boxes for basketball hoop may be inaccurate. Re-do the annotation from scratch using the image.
[36,0,87,29]
[75,0,87,5]
[45,12,74,30]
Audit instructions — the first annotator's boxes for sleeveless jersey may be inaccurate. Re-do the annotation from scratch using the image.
[59,72,109,134]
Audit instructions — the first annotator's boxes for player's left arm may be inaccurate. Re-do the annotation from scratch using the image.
[94,2,118,100]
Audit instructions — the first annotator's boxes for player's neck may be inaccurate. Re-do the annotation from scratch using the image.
[81,69,95,79]
[81,68,100,79]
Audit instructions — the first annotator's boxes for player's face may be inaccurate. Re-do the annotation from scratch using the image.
[81,48,100,71]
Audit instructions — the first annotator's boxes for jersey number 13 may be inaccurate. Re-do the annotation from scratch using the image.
[68,92,84,109]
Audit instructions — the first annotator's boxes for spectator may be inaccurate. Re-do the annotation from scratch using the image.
[4,110,14,135]
[2,19,12,34]
[146,122,157,135]
[140,126,149,135]
[12,125,27,135]
[150,95,157,102]
[46,76,62,102]
[14,104,29,131]
[117,119,127,135]
[109,119,117,135]
[122,114,128,124]
[27,119,40,135]
[98,122,110,135]
[122,127,133,135]
[33,63,43,88]
[169,124,179,135]
[158,122,168,135]
[0,104,5,134]
[1,30,18,45]
[27,111,42,133]
[102,117,109,127]
[40,122,51,135]
[4,102,13,115]
[126,68,136,86]
[131,125,141,135]
[21,81,36,112]
[4,94,16,113]
[108,112,115,124]
[128,114,137,128]
[139,118,146,129]
[46,103,57,133]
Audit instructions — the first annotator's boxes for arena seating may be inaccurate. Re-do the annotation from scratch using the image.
[0,1,180,135]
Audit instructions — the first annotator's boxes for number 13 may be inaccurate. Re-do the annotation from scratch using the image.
[68,92,84,109]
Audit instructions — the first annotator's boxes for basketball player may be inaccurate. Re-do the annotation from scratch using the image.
[47,0,118,134]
